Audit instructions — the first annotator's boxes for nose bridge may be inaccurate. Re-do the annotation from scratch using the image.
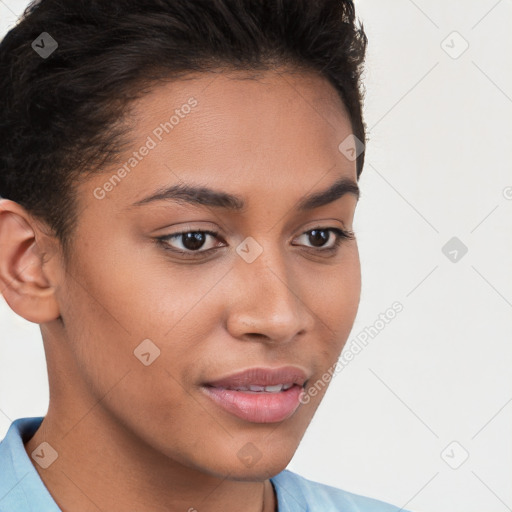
[227,236,313,341]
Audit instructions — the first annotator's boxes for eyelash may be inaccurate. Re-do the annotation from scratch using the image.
[155,226,355,259]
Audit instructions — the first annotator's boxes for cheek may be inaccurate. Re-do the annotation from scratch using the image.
[58,258,212,461]
[58,242,229,399]
[310,245,361,339]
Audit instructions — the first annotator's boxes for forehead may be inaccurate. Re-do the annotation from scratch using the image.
[83,68,357,213]
[132,67,351,133]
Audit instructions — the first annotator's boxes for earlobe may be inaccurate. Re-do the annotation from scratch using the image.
[0,199,61,324]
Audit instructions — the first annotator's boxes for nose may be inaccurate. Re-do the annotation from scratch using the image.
[225,242,315,345]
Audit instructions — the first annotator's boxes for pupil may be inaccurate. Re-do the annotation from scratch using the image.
[182,232,205,251]
[309,229,328,247]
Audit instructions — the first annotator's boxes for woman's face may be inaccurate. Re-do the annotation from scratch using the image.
[48,69,361,480]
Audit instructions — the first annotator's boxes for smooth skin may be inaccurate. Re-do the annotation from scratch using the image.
[0,68,361,512]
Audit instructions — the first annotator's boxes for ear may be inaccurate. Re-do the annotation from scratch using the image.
[0,199,61,323]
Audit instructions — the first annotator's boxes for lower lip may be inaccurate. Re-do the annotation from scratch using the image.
[201,385,305,423]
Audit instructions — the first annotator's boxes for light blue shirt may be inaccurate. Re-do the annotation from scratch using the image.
[0,417,409,511]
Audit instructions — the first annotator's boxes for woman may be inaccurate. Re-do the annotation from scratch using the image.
[0,0,411,510]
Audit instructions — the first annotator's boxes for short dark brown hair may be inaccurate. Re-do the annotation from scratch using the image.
[0,0,368,252]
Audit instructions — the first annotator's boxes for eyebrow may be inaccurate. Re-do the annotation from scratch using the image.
[129,175,359,211]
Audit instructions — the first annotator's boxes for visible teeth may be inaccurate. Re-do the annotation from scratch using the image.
[226,383,295,392]
[264,384,284,393]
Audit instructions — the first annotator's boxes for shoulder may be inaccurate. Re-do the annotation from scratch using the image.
[270,469,409,512]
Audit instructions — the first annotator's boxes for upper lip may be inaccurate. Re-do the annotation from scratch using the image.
[204,366,309,388]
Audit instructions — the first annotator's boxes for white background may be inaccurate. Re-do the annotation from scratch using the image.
[1,1,511,511]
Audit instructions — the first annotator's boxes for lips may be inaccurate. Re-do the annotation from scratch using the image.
[204,365,308,390]
[201,366,310,423]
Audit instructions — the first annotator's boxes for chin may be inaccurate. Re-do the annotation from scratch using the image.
[195,440,296,482]
[228,442,296,481]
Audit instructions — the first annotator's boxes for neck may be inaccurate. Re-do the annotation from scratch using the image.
[25,405,277,512]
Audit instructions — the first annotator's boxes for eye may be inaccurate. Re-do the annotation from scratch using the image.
[293,227,355,252]
[155,226,355,258]
[156,230,224,255]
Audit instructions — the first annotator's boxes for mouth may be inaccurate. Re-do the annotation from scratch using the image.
[206,383,298,393]
[201,366,309,423]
